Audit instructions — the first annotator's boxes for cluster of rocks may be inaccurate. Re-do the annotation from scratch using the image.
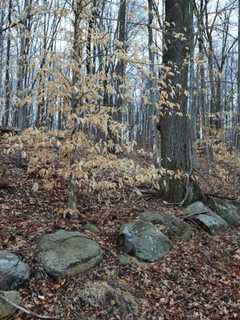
[1,198,240,319]
[120,199,240,262]
[0,230,103,319]
[0,251,29,319]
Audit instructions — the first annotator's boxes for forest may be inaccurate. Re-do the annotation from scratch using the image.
[0,0,240,319]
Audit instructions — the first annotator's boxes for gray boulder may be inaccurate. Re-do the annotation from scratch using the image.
[185,201,209,215]
[0,290,21,320]
[0,251,30,290]
[184,202,228,235]
[38,230,102,278]
[119,220,172,262]
[139,211,193,240]
[209,197,240,227]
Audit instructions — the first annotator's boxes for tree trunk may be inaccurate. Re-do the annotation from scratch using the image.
[157,0,202,203]
[115,0,127,118]
[237,0,240,148]
[16,0,33,129]
[3,0,12,128]
[71,0,84,112]
[0,6,4,98]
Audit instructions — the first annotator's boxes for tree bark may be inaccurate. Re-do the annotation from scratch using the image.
[237,0,240,147]
[0,5,4,98]
[3,0,12,128]
[16,0,33,129]
[157,0,201,203]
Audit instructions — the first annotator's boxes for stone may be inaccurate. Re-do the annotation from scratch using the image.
[190,213,228,235]
[139,211,193,240]
[184,202,228,235]
[119,254,132,266]
[209,197,240,227]
[38,229,103,278]
[184,201,209,215]
[119,220,172,262]
[0,290,21,320]
[78,281,139,315]
[0,251,30,290]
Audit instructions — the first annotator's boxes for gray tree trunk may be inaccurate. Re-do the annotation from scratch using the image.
[16,0,33,129]
[0,6,4,98]
[237,0,240,147]
[3,0,12,128]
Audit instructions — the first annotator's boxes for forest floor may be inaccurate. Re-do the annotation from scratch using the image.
[0,138,240,320]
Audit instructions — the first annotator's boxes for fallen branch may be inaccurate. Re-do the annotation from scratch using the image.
[205,193,238,201]
[0,293,59,320]
[137,188,161,197]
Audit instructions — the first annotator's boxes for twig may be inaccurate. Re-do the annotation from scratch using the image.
[0,293,59,320]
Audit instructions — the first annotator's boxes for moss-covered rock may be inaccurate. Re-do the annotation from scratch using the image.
[208,197,240,227]
[38,230,103,278]
[139,211,193,240]
[0,290,21,320]
[119,220,172,262]
[0,251,30,290]
[184,202,229,235]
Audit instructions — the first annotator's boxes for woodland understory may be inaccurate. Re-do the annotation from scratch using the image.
[1,0,240,318]
[0,134,240,320]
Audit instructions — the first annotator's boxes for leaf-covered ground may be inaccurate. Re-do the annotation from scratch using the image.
[0,141,240,320]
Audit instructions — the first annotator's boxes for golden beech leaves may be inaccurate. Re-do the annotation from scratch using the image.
[6,127,161,200]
